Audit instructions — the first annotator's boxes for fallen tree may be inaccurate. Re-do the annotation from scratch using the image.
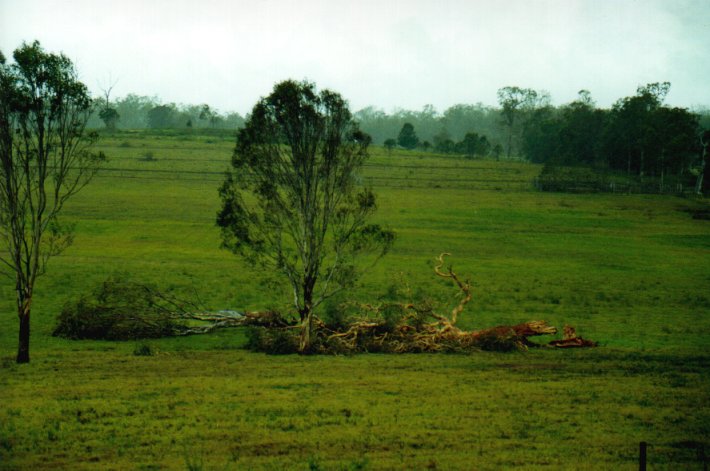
[53,278,254,340]
[54,256,597,352]
[244,254,597,353]
[53,277,293,340]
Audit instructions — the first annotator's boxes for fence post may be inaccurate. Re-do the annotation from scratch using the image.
[639,441,647,471]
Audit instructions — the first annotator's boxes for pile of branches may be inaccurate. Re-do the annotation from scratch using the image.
[247,254,597,354]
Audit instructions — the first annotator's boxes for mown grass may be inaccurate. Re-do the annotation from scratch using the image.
[1,130,709,469]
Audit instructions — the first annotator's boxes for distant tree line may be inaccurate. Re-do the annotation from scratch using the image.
[88,84,709,189]
[355,103,506,156]
[354,83,708,190]
[88,94,245,130]
[522,84,707,191]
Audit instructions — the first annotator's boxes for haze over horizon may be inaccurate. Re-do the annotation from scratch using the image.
[1,0,709,115]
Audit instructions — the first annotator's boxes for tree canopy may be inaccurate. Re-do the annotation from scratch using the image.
[497,86,543,158]
[217,80,394,352]
[522,84,701,185]
[397,122,419,150]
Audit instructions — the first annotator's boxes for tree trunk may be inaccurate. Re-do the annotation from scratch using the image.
[17,304,30,364]
[298,308,314,353]
[298,278,316,353]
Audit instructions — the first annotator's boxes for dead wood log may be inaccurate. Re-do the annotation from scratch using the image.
[237,254,597,353]
[470,320,558,340]
[466,321,558,350]
[305,254,596,353]
[433,253,472,325]
[547,325,598,348]
[173,310,293,335]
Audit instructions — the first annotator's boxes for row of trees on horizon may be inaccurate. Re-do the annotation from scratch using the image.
[95,85,709,177]
[91,94,246,130]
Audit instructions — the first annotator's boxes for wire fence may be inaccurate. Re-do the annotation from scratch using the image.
[97,167,533,191]
[90,154,701,195]
[90,162,538,191]
[533,177,702,196]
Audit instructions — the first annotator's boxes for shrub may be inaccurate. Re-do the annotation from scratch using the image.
[133,343,153,356]
[381,304,406,332]
[321,298,355,331]
[53,278,186,340]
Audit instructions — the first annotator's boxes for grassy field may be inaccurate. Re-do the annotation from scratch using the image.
[1,130,709,470]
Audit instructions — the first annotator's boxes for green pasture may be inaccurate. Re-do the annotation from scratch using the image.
[1,130,709,469]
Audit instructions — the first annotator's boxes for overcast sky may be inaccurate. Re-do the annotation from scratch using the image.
[1,0,709,115]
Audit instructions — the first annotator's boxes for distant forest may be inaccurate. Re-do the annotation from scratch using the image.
[91,83,709,186]
[88,95,246,131]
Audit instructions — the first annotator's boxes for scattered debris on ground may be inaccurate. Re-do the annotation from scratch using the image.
[245,253,598,354]
[54,255,597,352]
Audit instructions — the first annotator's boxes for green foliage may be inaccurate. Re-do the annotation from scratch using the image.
[523,85,700,184]
[383,138,396,152]
[217,80,394,348]
[321,297,352,331]
[99,96,245,131]
[380,303,407,332]
[457,132,490,158]
[113,94,156,128]
[99,107,120,130]
[52,278,185,340]
[433,129,455,154]
[497,86,543,158]
[147,104,179,129]
[354,103,503,149]
[133,343,153,356]
[431,128,494,158]
[397,122,419,150]
[491,143,503,160]
[198,104,223,128]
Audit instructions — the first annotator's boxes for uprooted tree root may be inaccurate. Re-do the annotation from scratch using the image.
[245,253,597,354]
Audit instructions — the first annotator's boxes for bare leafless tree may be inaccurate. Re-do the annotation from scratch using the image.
[98,76,120,130]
